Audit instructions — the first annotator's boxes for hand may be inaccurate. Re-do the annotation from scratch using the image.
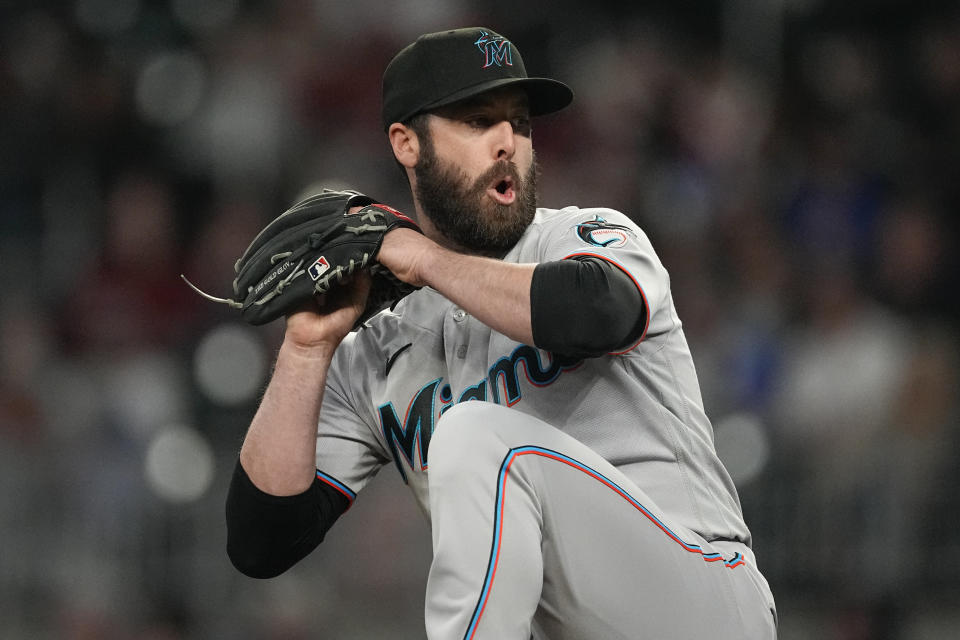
[377,227,436,288]
[283,272,372,351]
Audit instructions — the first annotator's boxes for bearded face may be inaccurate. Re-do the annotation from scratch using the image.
[413,133,539,257]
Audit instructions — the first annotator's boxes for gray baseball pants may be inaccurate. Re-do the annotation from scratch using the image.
[424,401,777,640]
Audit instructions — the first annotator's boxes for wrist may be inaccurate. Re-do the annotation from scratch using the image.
[279,336,338,362]
[415,240,455,290]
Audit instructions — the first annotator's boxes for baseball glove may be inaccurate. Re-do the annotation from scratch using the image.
[183,188,421,327]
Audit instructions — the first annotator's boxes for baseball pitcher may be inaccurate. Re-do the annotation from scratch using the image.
[211,27,778,639]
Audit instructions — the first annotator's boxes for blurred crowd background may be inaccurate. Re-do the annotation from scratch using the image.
[2,0,959,638]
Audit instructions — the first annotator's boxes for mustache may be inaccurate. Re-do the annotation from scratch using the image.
[470,159,522,194]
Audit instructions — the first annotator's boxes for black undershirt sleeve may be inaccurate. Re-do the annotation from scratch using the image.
[530,256,647,358]
[225,459,350,579]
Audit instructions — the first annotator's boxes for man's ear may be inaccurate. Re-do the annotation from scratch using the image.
[389,122,420,169]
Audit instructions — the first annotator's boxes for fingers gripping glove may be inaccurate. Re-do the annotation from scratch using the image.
[183,189,421,326]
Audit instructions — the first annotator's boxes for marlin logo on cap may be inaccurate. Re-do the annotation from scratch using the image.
[475,30,513,68]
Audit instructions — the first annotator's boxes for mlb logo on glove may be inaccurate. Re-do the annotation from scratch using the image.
[308,256,331,281]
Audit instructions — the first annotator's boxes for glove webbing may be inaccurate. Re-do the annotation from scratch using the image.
[313,253,372,294]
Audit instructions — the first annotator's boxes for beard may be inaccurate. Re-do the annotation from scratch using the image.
[413,141,539,257]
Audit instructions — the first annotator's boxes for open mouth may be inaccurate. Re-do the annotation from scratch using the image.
[488,176,516,204]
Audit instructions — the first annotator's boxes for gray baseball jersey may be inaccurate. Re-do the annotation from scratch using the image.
[314,205,775,637]
[317,207,776,640]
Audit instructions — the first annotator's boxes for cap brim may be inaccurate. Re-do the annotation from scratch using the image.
[414,77,573,120]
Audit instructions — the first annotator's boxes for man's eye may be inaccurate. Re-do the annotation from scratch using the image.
[466,117,491,129]
[511,117,531,135]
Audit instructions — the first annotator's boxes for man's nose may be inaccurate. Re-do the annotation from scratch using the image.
[491,120,516,160]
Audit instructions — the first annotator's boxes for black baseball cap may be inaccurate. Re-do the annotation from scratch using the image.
[381,27,573,131]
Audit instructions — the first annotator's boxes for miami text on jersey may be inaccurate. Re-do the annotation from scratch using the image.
[378,345,583,482]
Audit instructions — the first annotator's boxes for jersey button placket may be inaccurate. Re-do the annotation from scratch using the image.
[450,308,469,359]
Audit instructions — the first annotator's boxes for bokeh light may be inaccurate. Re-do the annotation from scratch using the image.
[193,323,268,406]
[135,51,207,127]
[144,424,216,503]
[104,353,189,441]
[713,412,771,487]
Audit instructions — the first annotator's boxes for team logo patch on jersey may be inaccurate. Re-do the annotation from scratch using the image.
[308,256,331,281]
[575,217,633,248]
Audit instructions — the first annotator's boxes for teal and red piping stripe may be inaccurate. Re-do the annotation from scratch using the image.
[316,470,356,504]
[464,446,746,639]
